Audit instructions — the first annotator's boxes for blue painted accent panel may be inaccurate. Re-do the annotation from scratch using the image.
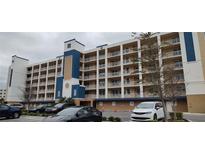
[55,76,64,99]
[64,50,81,78]
[184,32,196,62]
[72,85,85,98]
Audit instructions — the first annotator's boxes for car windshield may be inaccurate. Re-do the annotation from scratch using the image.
[57,108,80,116]
[136,103,155,109]
[54,103,64,108]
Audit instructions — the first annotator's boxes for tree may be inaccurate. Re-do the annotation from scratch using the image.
[58,97,66,103]
[0,98,5,104]
[132,32,183,121]
[19,87,35,104]
[65,97,75,106]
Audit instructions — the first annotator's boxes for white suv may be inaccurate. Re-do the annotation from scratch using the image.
[130,101,164,121]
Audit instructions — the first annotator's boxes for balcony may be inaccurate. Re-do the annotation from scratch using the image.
[39,82,46,86]
[108,94,121,98]
[108,51,121,58]
[124,93,140,98]
[84,57,96,62]
[124,81,139,87]
[32,83,38,87]
[86,86,96,90]
[143,92,158,97]
[40,75,47,78]
[26,77,31,81]
[48,73,55,77]
[47,89,54,93]
[108,72,120,77]
[41,67,47,71]
[108,62,120,67]
[84,66,96,71]
[99,95,105,98]
[39,89,45,93]
[99,84,105,88]
[27,70,32,74]
[108,82,121,88]
[123,60,133,65]
[99,64,105,68]
[143,67,156,73]
[85,94,96,98]
[99,55,105,59]
[32,76,39,80]
[99,73,105,78]
[48,65,56,70]
[47,81,55,85]
[38,98,45,101]
[162,38,180,46]
[84,75,96,80]
[162,50,181,59]
[33,69,39,73]
[123,48,138,55]
[46,97,54,101]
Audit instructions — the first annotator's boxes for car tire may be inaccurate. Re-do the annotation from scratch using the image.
[13,112,20,119]
[153,114,158,121]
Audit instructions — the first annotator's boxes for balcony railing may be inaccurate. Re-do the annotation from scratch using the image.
[124,93,140,98]
[99,55,105,59]
[47,89,54,92]
[123,60,133,65]
[108,94,121,98]
[84,66,96,71]
[108,51,120,57]
[99,95,105,98]
[108,82,121,87]
[39,82,46,85]
[99,64,105,68]
[47,81,55,85]
[124,81,139,86]
[123,48,138,55]
[86,85,96,90]
[41,67,47,71]
[162,50,181,58]
[32,76,39,80]
[99,84,105,88]
[99,73,105,78]
[108,62,120,67]
[85,94,96,98]
[84,57,97,62]
[108,72,120,77]
[48,65,56,70]
[48,73,55,77]
[84,75,96,80]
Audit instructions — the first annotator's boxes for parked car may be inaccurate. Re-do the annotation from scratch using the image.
[45,103,72,114]
[28,104,50,113]
[45,106,102,122]
[0,104,21,119]
[8,103,24,110]
[130,101,164,121]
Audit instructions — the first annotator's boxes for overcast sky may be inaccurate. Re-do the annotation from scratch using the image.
[0,32,132,89]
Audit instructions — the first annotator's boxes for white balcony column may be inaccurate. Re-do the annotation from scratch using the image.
[120,45,124,98]
[157,35,164,89]
[138,40,143,97]
[105,48,108,98]
[45,62,49,100]
[96,50,99,98]
[82,54,85,86]
[36,64,41,100]
[54,60,58,100]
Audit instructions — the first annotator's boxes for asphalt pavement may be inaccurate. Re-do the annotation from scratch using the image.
[1,112,205,122]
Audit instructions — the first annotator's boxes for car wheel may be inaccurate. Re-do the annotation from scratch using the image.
[153,114,158,121]
[13,112,20,119]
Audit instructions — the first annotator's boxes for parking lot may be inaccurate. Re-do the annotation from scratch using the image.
[1,112,205,122]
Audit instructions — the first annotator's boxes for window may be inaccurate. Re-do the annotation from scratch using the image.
[9,69,13,87]
[67,43,71,49]
[112,102,116,106]
[57,91,61,97]
[74,89,77,96]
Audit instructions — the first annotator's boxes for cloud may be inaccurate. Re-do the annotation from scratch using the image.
[0,32,131,88]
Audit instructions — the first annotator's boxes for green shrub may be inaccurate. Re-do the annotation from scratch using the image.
[102,117,107,121]
[176,112,183,120]
[115,117,121,122]
[169,112,175,120]
[108,116,114,122]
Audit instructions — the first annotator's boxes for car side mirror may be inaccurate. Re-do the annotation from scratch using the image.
[155,106,160,110]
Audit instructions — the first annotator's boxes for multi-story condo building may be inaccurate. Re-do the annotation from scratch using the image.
[5,32,205,113]
[0,89,6,99]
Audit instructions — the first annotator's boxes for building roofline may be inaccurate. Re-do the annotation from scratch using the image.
[64,39,85,47]
[12,55,29,61]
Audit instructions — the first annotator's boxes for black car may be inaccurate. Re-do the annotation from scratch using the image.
[28,104,49,113]
[0,104,21,119]
[45,106,102,122]
[45,103,72,114]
